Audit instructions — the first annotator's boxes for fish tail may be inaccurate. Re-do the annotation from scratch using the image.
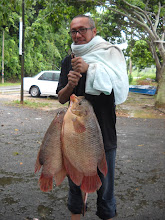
[38,173,53,192]
[81,174,102,193]
[34,150,42,173]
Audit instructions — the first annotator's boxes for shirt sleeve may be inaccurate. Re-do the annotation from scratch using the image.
[56,55,71,94]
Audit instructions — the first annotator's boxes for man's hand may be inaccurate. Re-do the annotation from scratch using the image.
[71,57,89,73]
[67,70,82,89]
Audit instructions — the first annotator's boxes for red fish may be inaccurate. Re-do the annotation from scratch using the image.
[61,94,107,193]
[35,108,67,192]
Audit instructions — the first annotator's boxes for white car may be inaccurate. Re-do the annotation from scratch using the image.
[23,70,60,97]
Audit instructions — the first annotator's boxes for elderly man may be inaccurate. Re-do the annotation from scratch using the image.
[56,15,129,220]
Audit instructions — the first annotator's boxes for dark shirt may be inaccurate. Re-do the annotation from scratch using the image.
[56,55,117,151]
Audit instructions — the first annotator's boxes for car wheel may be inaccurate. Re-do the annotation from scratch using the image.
[30,86,40,97]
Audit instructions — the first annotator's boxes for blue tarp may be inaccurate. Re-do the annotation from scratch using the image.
[129,85,157,95]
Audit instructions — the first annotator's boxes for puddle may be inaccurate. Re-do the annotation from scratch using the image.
[116,93,165,119]
[134,199,148,211]
[153,200,165,209]
[37,204,53,218]
[0,176,24,187]
[128,109,164,119]
[117,107,165,119]
[2,196,19,205]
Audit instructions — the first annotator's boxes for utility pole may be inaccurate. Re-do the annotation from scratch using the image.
[1,27,5,84]
[20,0,25,104]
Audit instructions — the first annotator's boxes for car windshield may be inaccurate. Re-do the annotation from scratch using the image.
[54,72,60,81]
[38,72,54,81]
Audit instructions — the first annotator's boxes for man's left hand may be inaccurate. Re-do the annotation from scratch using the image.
[71,57,89,73]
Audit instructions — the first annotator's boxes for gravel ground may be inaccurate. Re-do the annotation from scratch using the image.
[0,93,165,220]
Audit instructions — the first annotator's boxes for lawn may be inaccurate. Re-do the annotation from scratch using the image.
[0,82,21,87]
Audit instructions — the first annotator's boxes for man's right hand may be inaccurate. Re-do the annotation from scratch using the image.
[58,70,82,104]
[67,70,82,89]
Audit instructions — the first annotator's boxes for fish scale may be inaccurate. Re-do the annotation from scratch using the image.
[35,95,107,194]
[62,94,108,193]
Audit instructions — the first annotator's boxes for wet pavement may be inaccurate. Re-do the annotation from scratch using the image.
[0,97,165,220]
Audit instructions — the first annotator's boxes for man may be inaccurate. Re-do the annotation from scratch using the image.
[56,15,129,220]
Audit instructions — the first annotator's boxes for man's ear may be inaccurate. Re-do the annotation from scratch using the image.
[93,27,97,36]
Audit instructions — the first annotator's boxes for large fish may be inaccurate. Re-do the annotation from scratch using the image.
[35,107,67,192]
[61,94,108,193]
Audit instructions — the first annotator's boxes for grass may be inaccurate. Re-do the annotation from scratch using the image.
[13,100,51,108]
[129,67,157,86]
[0,82,20,87]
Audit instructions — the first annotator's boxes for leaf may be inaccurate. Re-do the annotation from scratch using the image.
[13,152,19,156]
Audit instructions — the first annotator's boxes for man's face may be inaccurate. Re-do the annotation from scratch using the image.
[70,17,97,45]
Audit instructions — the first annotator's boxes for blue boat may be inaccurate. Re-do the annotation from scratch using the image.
[129,85,157,95]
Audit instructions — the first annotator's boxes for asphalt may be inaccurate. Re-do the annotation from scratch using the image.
[0,100,165,220]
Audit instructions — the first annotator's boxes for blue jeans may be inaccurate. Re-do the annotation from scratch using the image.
[67,148,116,219]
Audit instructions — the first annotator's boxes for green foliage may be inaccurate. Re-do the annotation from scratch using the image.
[2,0,161,82]
[0,33,21,80]
[0,0,104,80]
[95,10,124,43]
[130,67,157,85]
[128,73,133,84]
[131,40,155,70]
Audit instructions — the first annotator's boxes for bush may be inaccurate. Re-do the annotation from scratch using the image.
[128,74,133,84]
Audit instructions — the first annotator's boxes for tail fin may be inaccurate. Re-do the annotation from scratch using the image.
[81,174,102,193]
[38,173,53,192]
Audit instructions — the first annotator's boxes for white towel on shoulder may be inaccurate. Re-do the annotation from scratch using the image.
[71,36,129,105]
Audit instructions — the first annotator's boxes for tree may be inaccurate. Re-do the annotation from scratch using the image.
[0,0,21,82]
[97,0,165,107]
[94,9,124,43]
[129,40,155,70]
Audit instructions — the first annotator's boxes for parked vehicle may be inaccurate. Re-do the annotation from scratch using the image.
[23,70,60,97]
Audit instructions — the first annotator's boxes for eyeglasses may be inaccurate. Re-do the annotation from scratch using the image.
[68,27,94,36]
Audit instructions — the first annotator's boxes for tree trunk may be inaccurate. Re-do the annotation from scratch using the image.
[155,64,165,108]
[156,65,162,82]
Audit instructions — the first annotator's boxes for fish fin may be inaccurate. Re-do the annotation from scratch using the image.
[38,173,53,192]
[64,156,83,186]
[35,150,42,173]
[72,118,86,133]
[54,166,67,186]
[81,174,102,193]
[98,154,108,177]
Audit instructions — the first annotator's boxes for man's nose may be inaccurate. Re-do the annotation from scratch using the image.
[75,31,81,37]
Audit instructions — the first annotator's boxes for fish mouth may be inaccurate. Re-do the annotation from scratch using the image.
[70,94,77,102]
[69,94,88,116]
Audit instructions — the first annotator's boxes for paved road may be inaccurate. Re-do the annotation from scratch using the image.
[0,100,165,220]
[0,85,21,93]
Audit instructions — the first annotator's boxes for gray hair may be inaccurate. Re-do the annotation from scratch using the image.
[72,15,95,28]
